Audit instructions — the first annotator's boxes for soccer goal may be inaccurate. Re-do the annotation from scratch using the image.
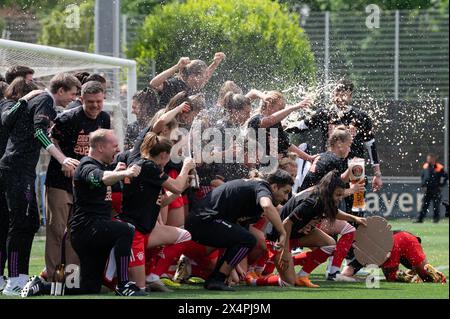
[0,38,137,147]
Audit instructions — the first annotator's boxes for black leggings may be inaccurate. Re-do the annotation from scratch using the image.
[186,214,256,274]
[0,169,39,277]
[70,219,134,294]
[0,182,8,276]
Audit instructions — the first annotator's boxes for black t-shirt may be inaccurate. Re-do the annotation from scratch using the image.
[303,106,375,159]
[158,77,192,108]
[248,114,291,157]
[0,99,15,158]
[215,119,249,181]
[0,93,56,173]
[192,179,273,226]
[269,190,324,240]
[119,159,169,234]
[69,156,112,233]
[45,107,111,192]
[300,151,347,191]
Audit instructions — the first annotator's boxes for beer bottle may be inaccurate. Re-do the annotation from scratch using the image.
[54,264,66,296]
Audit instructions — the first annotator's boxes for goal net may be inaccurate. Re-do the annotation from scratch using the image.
[0,39,137,223]
[0,38,137,147]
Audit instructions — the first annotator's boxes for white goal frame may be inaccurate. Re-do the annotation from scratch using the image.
[0,39,137,147]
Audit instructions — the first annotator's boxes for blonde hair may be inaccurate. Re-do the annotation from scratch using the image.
[327,125,352,148]
[260,91,285,112]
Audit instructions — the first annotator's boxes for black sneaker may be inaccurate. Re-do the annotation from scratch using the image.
[413,219,423,223]
[327,271,339,281]
[21,276,49,297]
[115,281,147,297]
[204,279,235,291]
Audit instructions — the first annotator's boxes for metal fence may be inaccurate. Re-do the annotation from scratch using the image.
[1,8,448,178]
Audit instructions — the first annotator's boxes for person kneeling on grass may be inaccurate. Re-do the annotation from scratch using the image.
[342,230,447,284]
[185,170,293,291]
[247,170,367,288]
[22,129,144,297]
[117,132,196,293]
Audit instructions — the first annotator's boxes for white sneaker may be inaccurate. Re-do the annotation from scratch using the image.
[334,273,357,282]
[0,275,7,292]
[2,275,29,296]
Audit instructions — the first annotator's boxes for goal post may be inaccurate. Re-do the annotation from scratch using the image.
[0,38,137,148]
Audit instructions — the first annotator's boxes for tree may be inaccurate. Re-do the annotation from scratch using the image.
[279,0,437,11]
[38,1,95,52]
[129,0,316,94]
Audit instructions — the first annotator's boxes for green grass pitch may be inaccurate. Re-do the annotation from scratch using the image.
[1,219,448,299]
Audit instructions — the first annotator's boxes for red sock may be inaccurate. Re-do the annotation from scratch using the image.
[302,249,331,274]
[154,242,186,277]
[293,251,311,266]
[255,274,280,286]
[332,232,354,268]
[145,247,162,276]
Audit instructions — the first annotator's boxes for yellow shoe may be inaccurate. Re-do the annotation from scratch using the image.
[186,276,205,284]
[295,276,320,288]
[424,264,447,284]
[160,277,181,288]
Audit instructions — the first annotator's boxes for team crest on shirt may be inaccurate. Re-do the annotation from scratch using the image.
[137,252,144,261]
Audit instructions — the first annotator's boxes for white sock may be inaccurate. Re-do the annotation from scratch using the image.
[330,266,341,274]
[146,273,160,283]
[298,270,310,277]
[326,257,334,274]
[175,229,191,244]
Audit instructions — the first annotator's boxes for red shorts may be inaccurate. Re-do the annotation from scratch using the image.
[382,231,426,270]
[111,192,122,215]
[129,230,151,268]
[167,169,189,209]
[252,217,267,231]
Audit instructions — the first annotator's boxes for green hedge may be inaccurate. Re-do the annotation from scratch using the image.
[129,0,316,92]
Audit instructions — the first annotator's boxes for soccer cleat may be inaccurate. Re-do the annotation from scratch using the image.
[160,277,181,288]
[146,279,173,292]
[204,279,235,291]
[327,271,356,282]
[186,276,205,285]
[115,281,147,296]
[21,276,50,297]
[2,276,28,296]
[424,264,447,284]
[0,276,7,293]
[295,276,320,288]
[173,255,192,283]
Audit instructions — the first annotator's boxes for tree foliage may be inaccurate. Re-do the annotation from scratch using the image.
[130,0,316,92]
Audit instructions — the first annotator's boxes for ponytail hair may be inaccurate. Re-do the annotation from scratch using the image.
[223,92,251,113]
[140,132,173,159]
[179,60,208,81]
